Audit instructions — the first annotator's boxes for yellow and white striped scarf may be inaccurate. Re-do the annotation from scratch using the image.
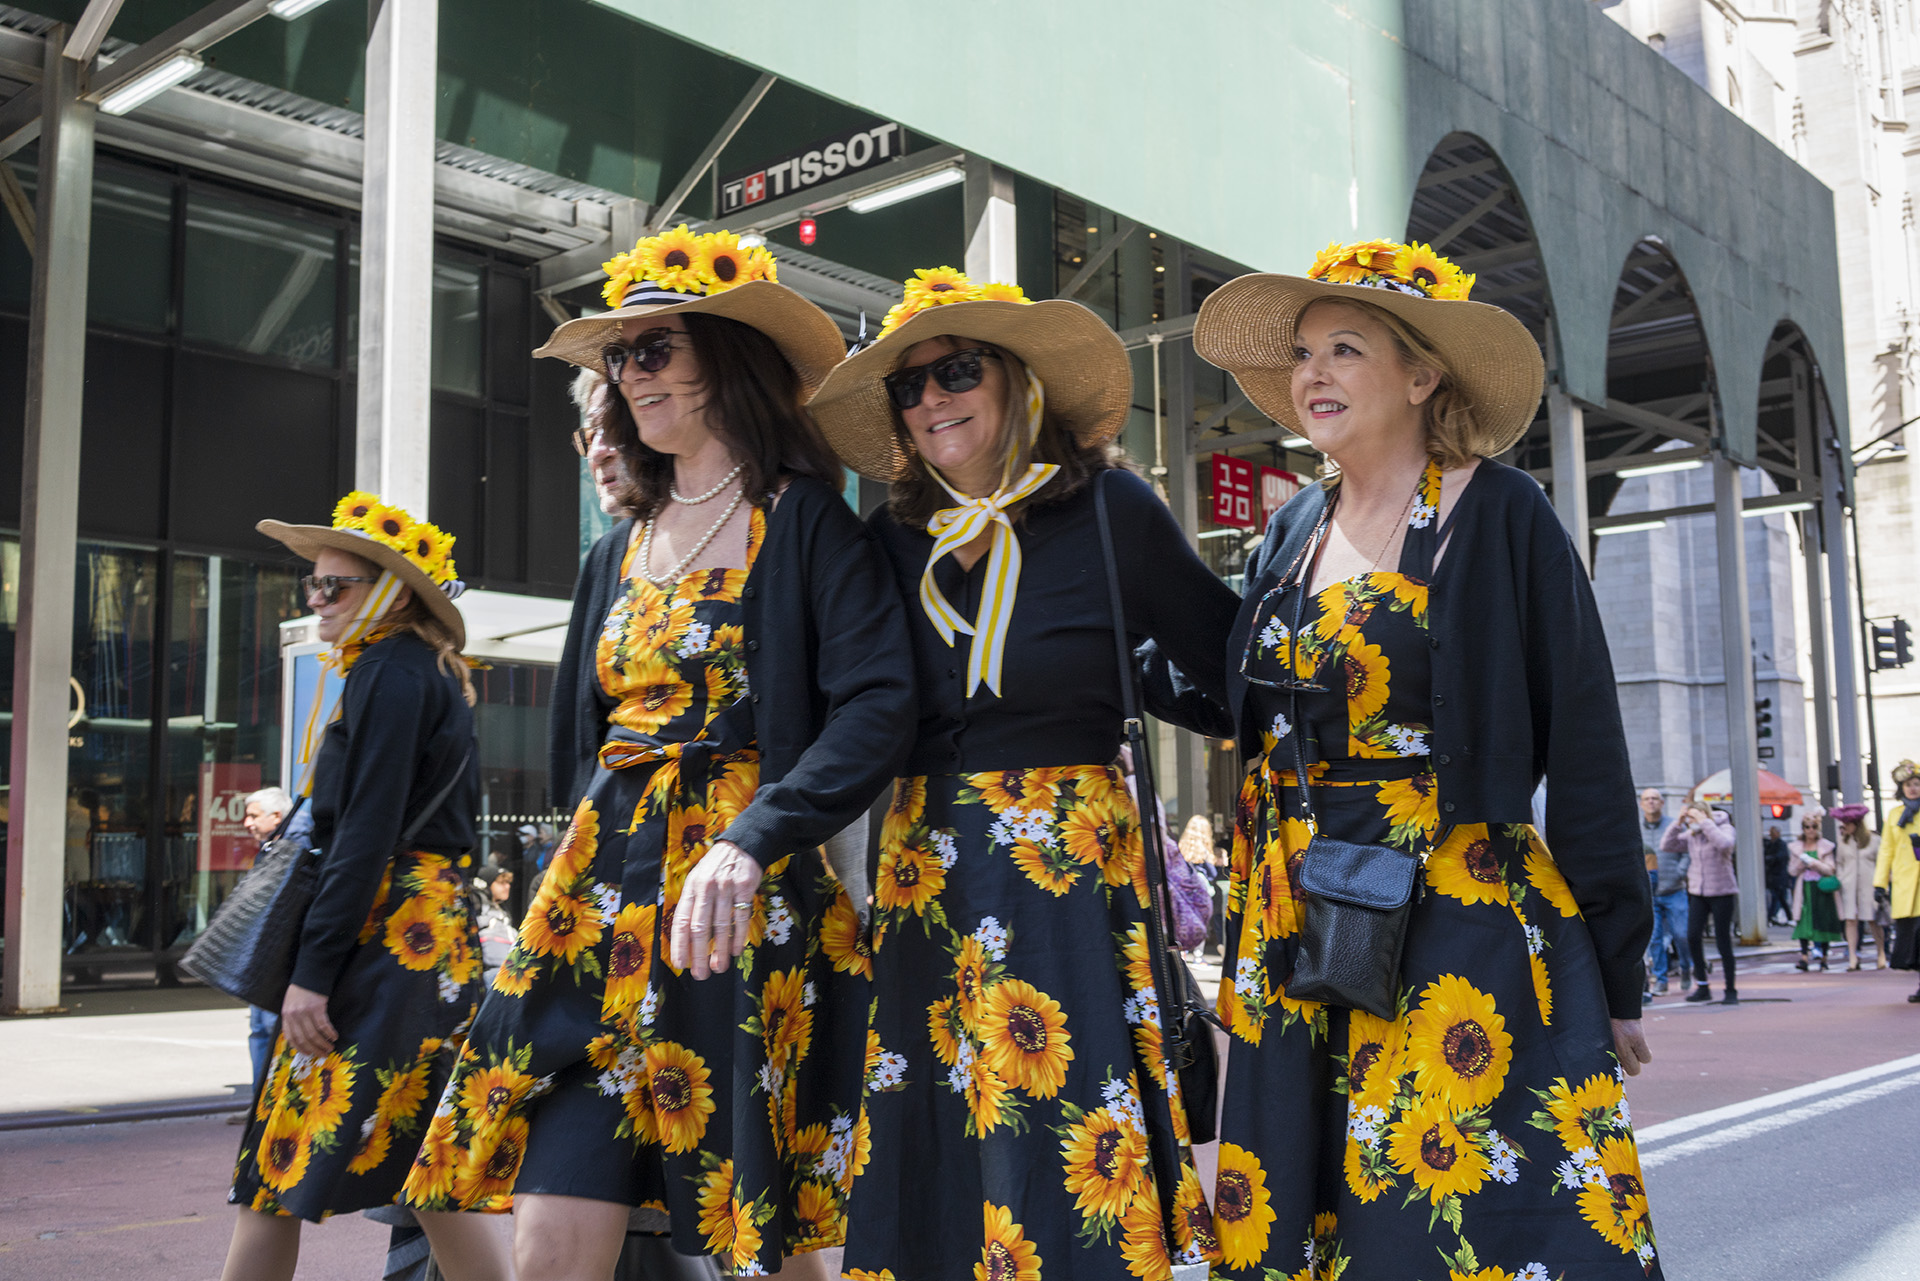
[298,569,405,793]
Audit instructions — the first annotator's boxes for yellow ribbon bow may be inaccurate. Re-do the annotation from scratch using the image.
[918,367,1055,698]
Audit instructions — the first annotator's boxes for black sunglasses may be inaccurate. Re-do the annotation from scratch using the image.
[1238,500,1337,694]
[571,423,607,457]
[301,574,379,605]
[884,347,1000,410]
[601,329,685,383]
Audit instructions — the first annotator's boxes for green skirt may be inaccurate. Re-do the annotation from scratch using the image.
[1792,881,1843,944]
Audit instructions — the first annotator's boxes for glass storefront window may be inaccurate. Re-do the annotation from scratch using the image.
[90,165,173,333]
[182,187,338,367]
[433,254,485,397]
[472,661,558,919]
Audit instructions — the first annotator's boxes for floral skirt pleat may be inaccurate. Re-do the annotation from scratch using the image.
[230,850,484,1222]
[403,762,870,1275]
[1212,766,1663,1279]
[844,764,1218,1281]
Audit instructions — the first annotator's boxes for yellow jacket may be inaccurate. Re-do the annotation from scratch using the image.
[1874,803,1920,918]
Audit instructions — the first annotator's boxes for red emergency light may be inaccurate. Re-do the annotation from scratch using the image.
[798,217,817,246]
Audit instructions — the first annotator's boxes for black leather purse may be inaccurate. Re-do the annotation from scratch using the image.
[1093,471,1223,1147]
[182,747,472,1010]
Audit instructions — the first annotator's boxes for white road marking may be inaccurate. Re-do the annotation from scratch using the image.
[1638,1071,1920,1168]
[1635,1051,1920,1144]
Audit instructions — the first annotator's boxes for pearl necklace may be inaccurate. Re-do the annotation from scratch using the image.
[670,463,745,505]
[638,484,747,588]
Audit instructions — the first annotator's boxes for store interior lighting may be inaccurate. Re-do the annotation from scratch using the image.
[1745,499,1814,517]
[847,166,965,214]
[98,53,203,116]
[1197,528,1242,540]
[1594,518,1669,536]
[268,0,337,17]
[1616,457,1704,478]
[1280,435,1313,449]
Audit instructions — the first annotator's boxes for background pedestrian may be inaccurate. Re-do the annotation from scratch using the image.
[1830,803,1886,970]
[1641,788,1687,995]
[1875,760,1920,1002]
[233,787,308,1119]
[1787,807,1840,971]
[1667,802,1740,1003]
[1764,823,1794,927]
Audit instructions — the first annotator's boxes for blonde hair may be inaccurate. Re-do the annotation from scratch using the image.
[1178,814,1216,863]
[1298,297,1484,470]
[337,548,478,706]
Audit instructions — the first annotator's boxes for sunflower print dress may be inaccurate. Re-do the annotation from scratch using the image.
[405,507,871,1275]
[1214,460,1662,1280]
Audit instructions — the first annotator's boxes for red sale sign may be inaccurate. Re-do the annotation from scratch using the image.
[1259,465,1302,526]
[198,762,263,872]
[1211,454,1256,529]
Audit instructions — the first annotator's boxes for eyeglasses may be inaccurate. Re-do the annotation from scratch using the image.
[883,347,1000,410]
[301,574,379,604]
[1238,502,1336,694]
[571,423,607,457]
[601,328,684,383]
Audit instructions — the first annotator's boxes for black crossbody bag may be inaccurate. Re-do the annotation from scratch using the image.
[183,745,473,1010]
[1093,470,1223,1147]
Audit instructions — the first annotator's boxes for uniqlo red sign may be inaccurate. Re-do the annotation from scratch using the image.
[1211,454,1256,529]
[1260,465,1302,525]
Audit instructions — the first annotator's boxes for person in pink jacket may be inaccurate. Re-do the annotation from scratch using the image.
[1662,804,1740,1003]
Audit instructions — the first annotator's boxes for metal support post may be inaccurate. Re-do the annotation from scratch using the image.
[1712,450,1766,942]
[4,28,95,1014]
[1547,380,1589,567]
[1157,243,1206,825]
[962,155,1015,284]
[356,0,439,514]
[1801,512,1836,813]
[1819,397,1865,807]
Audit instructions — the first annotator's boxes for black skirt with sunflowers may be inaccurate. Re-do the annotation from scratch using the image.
[1216,473,1662,1280]
[842,764,1217,1281]
[404,511,871,1273]
[230,849,484,1222]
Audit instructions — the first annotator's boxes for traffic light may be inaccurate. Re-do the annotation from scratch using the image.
[1873,617,1914,670]
[1755,697,1773,742]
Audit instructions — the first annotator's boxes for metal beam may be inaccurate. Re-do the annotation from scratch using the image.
[1,87,42,159]
[533,197,647,295]
[1189,390,1251,441]
[1431,184,1509,249]
[85,0,273,106]
[1417,155,1502,188]
[63,0,126,64]
[1057,217,1138,301]
[1711,449,1767,944]
[1588,489,1818,529]
[4,27,94,1015]
[1451,240,1537,273]
[1609,272,1685,330]
[1192,422,1292,454]
[0,159,32,253]
[648,72,774,232]
[963,155,1016,284]
[719,143,962,236]
[1548,379,1589,565]
[1116,313,1197,351]
[1597,397,1711,443]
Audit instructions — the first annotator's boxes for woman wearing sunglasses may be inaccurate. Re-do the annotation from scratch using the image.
[1192,241,1659,1278]
[223,498,510,1281]
[808,269,1239,1281]
[402,228,915,1281]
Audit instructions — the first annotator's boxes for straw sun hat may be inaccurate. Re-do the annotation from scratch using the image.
[807,267,1133,481]
[259,493,468,649]
[1193,239,1546,456]
[532,224,846,398]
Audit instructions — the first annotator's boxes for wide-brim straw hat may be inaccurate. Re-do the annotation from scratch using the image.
[1193,270,1545,457]
[533,279,847,400]
[808,298,1132,481]
[257,520,466,650]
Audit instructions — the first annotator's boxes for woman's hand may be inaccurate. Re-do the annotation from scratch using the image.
[670,840,762,980]
[280,983,337,1057]
[1611,1018,1652,1077]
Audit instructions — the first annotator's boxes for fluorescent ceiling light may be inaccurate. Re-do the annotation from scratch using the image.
[98,52,202,116]
[1280,435,1312,449]
[847,166,965,214]
[268,0,335,17]
[1617,458,1704,478]
[1198,528,1244,540]
[1745,500,1814,517]
[1595,518,1669,536]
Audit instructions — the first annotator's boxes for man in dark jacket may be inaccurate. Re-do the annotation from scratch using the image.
[1763,824,1793,926]
[1640,789,1687,995]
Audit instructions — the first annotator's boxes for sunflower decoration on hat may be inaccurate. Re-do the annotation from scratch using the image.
[1193,236,1544,457]
[533,224,844,399]
[809,265,1135,700]
[258,491,468,651]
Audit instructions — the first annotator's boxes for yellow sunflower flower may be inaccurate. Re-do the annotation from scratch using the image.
[977,281,1029,303]
[401,1110,463,1204]
[619,656,695,734]
[1349,238,1402,272]
[384,895,452,971]
[1117,1187,1174,1279]
[1432,269,1477,301]
[257,1107,312,1192]
[792,1179,844,1250]
[454,1115,528,1205]
[634,224,705,293]
[966,1059,1015,1135]
[696,1160,736,1256]
[1059,1107,1146,1220]
[1343,1135,1394,1204]
[1134,1019,1168,1090]
[1578,1135,1653,1254]
[760,967,815,1073]
[1426,827,1511,906]
[927,995,965,1066]
[520,888,602,965]
[1451,1269,1517,1281]
[1060,797,1126,871]
[1338,635,1392,725]
[1542,1072,1625,1153]
[974,1202,1043,1281]
[362,502,415,549]
[295,1051,356,1138]
[1317,246,1374,286]
[904,266,980,311]
[1406,974,1512,1112]
[1119,922,1158,995]
[696,230,754,292]
[845,1109,873,1188]
[1010,840,1080,897]
[739,243,778,284]
[332,490,382,529]
[646,1040,715,1154]
[345,1119,392,1175]
[878,300,920,337]
[1526,839,1582,917]
[876,841,945,914]
[1376,772,1439,837]
[821,892,872,978]
[1172,1164,1219,1261]
[968,767,1068,815]
[1391,241,1463,296]
[979,979,1073,1098]
[458,1058,534,1128]
[378,1057,433,1124]
[1344,1006,1406,1108]
[1530,950,1554,1025]
[725,1190,764,1271]
[709,758,758,832]
[1386,1095,1489,1204]
[662,802,713,912]
[881,777,927,848]
[543,801,599,885]
[953,935,992,1015]
[1212,1144,1277,1271]
[492,950,536,997]
[601,901,657,1026]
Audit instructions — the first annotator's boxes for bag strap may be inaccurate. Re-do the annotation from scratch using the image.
[400,741,475,846]
[268,795,308,842]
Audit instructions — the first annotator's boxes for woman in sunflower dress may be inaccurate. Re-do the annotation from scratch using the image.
[1193,242,1660,1280]
[806,269,1240,1281]
[403,233,914,1281]
[222,497,508,1281]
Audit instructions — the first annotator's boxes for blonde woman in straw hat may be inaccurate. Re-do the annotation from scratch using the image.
[809,268,1239,1281]
[1195,240,1661,1278]
[401,227,915,1280]
[223,498,508,1281]
[1875,760,1920,1000]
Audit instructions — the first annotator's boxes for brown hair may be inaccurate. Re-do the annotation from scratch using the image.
[885,338,1114,527]
[334,547,477,706]
[603,312,844,521]
[1299,297,1481,471]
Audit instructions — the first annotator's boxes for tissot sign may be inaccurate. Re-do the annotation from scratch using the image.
[720,121,909,215]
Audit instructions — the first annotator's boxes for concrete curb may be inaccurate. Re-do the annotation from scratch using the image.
[0,1094,247,1133]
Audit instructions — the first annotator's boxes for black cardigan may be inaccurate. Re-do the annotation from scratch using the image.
[294,633,478,995]
[551,475,916,867]
[1229,458,1651,1018]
